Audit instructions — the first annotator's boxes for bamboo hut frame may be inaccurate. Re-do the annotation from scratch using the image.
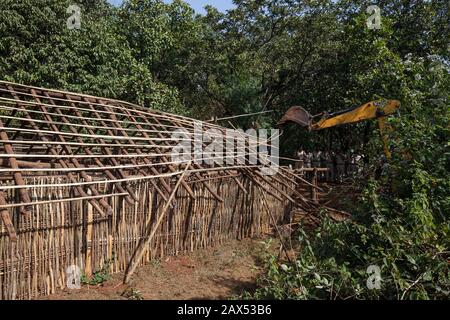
[0,81,311,299]
[0,80,278,216]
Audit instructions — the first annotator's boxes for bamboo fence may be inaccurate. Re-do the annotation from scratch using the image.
[0,81,301,299]
[0,174,293,299]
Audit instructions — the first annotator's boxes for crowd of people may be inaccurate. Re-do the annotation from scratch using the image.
[294,150,363,182]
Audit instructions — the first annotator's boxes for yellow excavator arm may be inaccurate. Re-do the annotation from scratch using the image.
[310,100,401,130]
[277,100,401,159]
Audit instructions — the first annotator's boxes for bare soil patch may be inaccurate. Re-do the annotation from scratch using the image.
[39,237,271,300]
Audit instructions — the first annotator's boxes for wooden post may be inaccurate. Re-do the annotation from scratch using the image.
[84,189,93,278]
[311,168,318,203]
[0,191,17,241]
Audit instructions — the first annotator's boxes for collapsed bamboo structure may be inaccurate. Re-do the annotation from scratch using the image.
[0,81,314,299]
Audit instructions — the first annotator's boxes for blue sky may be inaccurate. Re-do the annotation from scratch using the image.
[107,0,235,14]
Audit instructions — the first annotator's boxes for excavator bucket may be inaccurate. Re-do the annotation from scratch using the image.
[276,106,312,128]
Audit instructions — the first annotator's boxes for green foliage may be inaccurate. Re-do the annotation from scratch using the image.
[0,0,184,113]
[81,260,113,286]
[249,217,449,299]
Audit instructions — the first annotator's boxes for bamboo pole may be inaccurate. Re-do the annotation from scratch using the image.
[0,192,128,209]
[123,162,191,284]
[0,159,53,169]
[207,110,274,122]
[279,166,323,191]
[84,190,93,278]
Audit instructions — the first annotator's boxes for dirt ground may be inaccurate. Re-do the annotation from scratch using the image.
[39,237,275,300]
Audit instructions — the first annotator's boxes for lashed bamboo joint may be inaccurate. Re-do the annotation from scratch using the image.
[0,81,308,299]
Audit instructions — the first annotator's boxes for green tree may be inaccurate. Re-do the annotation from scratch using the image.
[0,0,182,111]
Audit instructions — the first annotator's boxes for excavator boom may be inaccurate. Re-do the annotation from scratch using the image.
[311,100,400,130]
[277,99,401,159]
[277,100,400,130]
